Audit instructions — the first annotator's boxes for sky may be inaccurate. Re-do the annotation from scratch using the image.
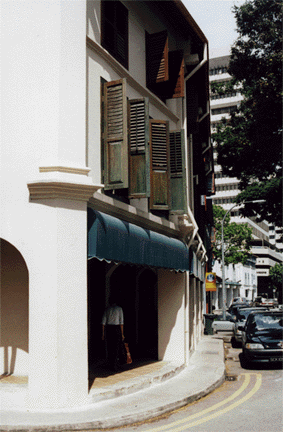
[183,0,246,58]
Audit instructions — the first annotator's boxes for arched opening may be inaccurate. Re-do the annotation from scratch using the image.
[0,239,29,376]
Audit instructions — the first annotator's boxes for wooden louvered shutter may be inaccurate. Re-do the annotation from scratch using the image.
[129,98,150,198]
[170,130,187,212]
[104,79,128,190]
[146,30,169,87]
[168,50,184,98]
[149,120,170,210]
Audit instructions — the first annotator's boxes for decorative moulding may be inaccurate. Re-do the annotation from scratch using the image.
[27,166,103,201]
[39,166,91,176]
[27,181,101,202]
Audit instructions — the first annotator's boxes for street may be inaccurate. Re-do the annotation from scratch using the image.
[82,333,283,432]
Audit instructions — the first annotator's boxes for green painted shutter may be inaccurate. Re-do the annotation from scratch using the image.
[149,120,170,210]
[104,79,128,190]
[146,30,169,87]
[129,98,150,198]
[170,130,187,212]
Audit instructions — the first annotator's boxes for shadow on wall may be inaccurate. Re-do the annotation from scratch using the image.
[0,239,29,375]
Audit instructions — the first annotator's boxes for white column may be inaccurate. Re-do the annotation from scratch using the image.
[1,0,94,409]
[28,200,89,409]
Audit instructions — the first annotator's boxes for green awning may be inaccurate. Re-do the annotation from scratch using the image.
[87,208,191,272]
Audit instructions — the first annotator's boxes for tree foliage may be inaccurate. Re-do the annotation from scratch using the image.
[212,0,282,226]
[213,205,253,266]
[269,263,283,293]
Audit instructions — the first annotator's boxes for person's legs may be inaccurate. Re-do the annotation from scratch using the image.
[106,326,121,371]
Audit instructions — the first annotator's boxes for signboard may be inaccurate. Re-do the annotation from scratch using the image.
[205,272,217,292]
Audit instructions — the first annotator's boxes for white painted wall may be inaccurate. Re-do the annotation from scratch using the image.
[0,0,90,408]
[158,269,185,365]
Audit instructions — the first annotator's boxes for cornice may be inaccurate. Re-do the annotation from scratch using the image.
[27,181,100,202]
[27,165,103,201]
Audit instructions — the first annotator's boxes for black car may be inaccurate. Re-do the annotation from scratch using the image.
[229,303,250,319]
[233,307,268,344]
[240,310,283,364]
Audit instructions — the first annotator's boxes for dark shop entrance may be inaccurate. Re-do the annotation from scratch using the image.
[87,258,158,370]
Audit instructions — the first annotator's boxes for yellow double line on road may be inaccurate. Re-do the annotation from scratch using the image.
[145,373,262,432]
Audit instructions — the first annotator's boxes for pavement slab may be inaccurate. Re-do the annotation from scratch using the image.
[0,336,225,431]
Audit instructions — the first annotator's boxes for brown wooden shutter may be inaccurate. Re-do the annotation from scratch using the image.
[149,120,170,210]
[170,130,187,212]
[167,50,185,99]
[104,78,128,190]
[129,98,150,198]
[146,30,169,87]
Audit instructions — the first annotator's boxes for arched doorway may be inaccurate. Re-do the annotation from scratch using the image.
[0,239,29,375]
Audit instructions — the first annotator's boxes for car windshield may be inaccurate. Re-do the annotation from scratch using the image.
[236,310,252,321]
[252,314,283,331]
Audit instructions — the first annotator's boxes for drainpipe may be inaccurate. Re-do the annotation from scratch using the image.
[184,43,208,84]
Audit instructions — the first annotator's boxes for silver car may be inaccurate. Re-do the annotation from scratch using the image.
[212,312,235,334]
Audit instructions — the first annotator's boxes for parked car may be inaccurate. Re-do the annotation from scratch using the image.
[261,298,279,307]
[229,303,250,319]
[212,312,235,333]
[231,297,248,305]
[240,310,283,364]
[233,307,268,345]
[253,296,278,308]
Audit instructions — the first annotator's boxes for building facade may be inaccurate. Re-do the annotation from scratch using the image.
[209,55,283,306]
[0,1,214,410]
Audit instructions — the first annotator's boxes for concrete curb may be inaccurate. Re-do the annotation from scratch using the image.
[88,362,185,403]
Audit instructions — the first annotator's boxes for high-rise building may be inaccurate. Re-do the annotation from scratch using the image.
[209,56,283,307]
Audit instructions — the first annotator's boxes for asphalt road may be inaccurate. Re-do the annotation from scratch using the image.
[93,333,283,432]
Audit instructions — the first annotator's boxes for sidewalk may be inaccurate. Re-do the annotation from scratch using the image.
[0,335,225,431]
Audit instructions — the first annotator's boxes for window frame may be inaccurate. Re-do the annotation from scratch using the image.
[101,0,129,70]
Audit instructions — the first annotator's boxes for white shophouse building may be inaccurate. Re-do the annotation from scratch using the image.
[0,1,214,411]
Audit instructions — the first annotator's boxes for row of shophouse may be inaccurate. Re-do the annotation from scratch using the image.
[0,1,215,410]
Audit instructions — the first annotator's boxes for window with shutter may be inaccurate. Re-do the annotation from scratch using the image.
[170,130,187,212]
[101,1,128,69]
[104,79,128,190]
[149,120,170,210]
[129,98,150,198]
[146,30,169,88]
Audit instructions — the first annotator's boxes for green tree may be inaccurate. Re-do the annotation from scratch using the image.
[213,205,253,266]
[269,263,283,294]
[212,0,282,227]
